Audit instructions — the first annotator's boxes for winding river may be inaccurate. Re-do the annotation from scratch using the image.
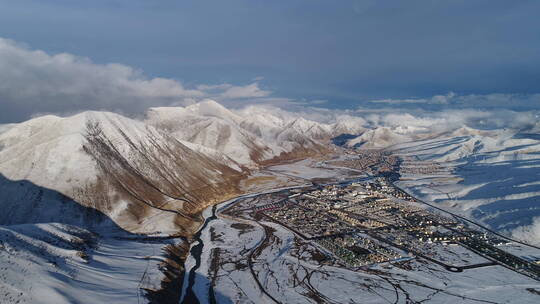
[180,204,218,304]
[178,187,304,303]
[178,177,370,303]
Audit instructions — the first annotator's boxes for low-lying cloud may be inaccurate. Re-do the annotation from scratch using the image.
[238,102,539,136]
[370,92,457,105]
[356,109,539,133]
[368,92,540,110]
[1,36,540,133]
[0,38,273,123]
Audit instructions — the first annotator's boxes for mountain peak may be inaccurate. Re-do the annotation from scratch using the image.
[185,99,241,122]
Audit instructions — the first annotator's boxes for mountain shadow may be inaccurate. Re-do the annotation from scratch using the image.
[0,173,219,304]
[0,173,125,233]
[331,133,358,146]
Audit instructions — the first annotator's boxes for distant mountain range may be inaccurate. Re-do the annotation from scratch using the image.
[1,100,539,243]
[2,100,540,303]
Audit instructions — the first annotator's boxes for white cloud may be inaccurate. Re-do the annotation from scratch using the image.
[368,91,540,108]
[234,97,538,135]
[370,92,455,104]
[218,82,271,99]
[196,83,233,91]
[0,37,274,122]
[2,36,539,130]
[454,93,540,108]
[308,99,328,105]
[0,38,201,98]
[351,107,539,134]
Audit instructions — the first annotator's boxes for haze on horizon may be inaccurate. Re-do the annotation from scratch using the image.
[0,0,539,123]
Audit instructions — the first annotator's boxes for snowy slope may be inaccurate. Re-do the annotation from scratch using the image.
[147,100,341,167]
[0,223,184,304]
[0,100,360,237]
[391,130,540,244]
[147,101,273,166]
[0,101,366,304]
[0,110,244,234]
[338,121,540,245]
[347,127,414,148]
[0,107,252,304]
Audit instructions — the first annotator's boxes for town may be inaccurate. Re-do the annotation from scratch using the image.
[224,172,540,280]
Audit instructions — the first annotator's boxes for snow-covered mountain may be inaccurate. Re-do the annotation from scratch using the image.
[146,101,273,166]
[3,101,539,241]
[2,101,540,303]
[0,101,362,303]
[0,101,358,235]
[0,110,246,235]
[347,126,414,148]
[146,100,343,167]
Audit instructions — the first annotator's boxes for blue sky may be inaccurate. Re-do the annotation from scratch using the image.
[0,0,539,122]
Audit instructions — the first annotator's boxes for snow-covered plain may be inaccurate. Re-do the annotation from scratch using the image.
[184,189,540,304]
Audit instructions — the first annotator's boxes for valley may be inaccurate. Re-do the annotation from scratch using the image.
[179,153,540,304]
[1,101,540,303]
[2,4,540,303]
